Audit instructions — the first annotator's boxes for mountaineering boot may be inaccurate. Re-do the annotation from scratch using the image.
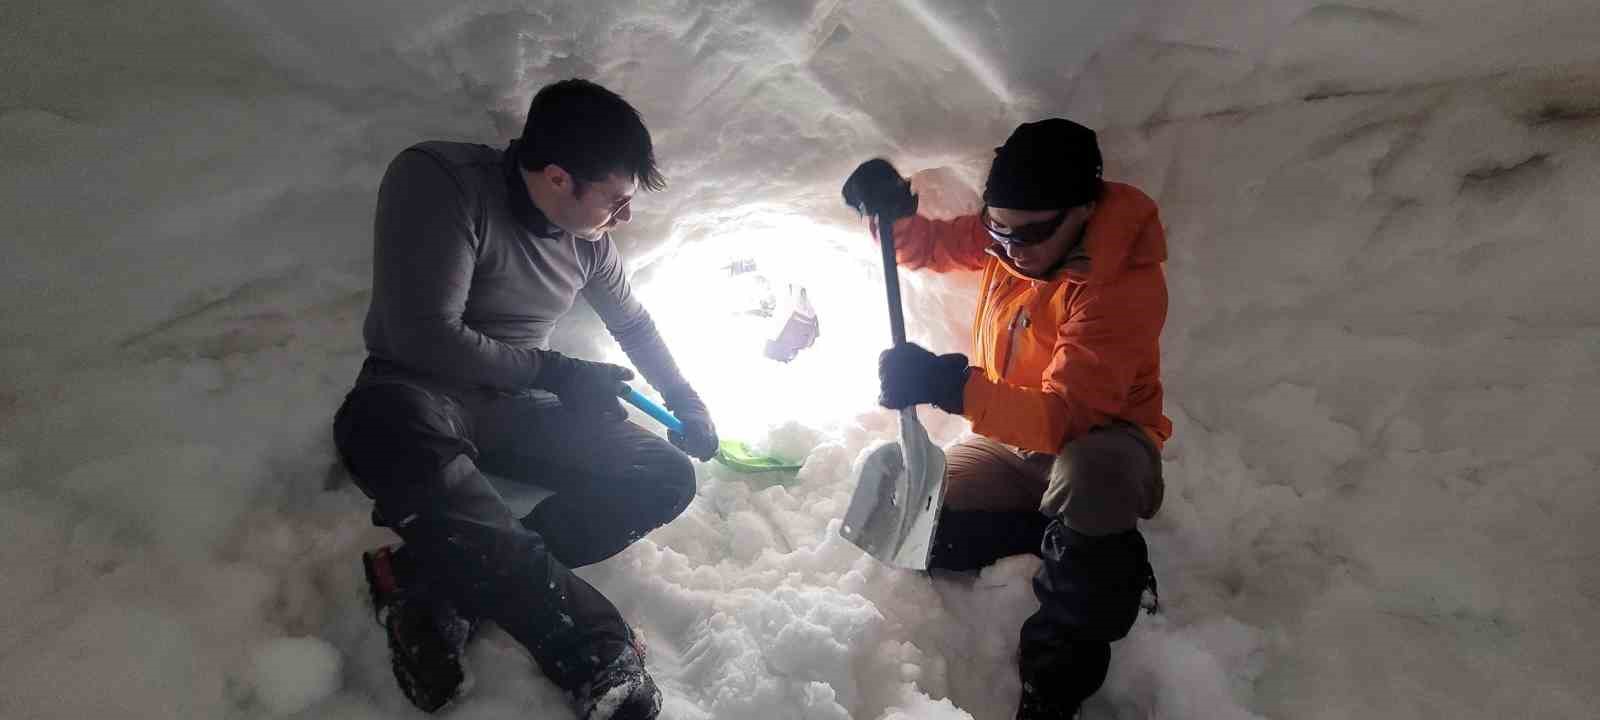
[1016,521,1156,719]
[572,641,662,720]
[1016,635,1105,719]
[363,544,478,712]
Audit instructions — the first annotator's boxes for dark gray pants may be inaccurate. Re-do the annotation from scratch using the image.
[332,360,695,690]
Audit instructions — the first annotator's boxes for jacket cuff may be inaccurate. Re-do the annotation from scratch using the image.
[960,371,994,427]
[661,383,706,416]
[932,355,972,414]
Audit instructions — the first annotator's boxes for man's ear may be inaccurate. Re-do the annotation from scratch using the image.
[542,164,572,191]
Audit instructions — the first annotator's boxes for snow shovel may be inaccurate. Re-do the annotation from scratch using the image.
[838,215,947,570]
[620,387,804,474]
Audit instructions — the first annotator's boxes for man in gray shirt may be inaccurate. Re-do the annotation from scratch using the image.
[333,79,716,720]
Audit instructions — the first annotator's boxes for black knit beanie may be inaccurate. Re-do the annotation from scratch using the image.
[983,118,1103,210]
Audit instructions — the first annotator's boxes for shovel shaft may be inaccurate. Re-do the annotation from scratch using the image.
[878,216,907,345]
[620,387,684,433]
[838,212,949,570]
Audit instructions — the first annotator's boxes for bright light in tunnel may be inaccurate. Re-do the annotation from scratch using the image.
[615,210,895,444]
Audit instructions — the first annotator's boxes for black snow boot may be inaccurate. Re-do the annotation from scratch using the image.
[1016,521,1155,719]
[363,544,478,712]
[572,640,662,720]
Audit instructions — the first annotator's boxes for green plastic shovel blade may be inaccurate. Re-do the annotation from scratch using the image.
[716,440,803,473]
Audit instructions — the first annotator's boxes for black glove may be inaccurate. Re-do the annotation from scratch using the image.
[536,354,634,420]
[663,387,719,461]
[878,343,969,414]
[842,158,918,220]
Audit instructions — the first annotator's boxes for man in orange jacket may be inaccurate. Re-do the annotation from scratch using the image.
[843,119,1169,719]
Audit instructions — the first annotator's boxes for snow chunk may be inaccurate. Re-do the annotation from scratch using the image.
[249,636,344,716]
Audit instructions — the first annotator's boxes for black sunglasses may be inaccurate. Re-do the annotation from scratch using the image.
[981,206,1068,247]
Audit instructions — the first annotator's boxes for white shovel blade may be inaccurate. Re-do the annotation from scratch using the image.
[840,408,947,569]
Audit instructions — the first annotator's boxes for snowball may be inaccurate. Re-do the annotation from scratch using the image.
[249,636,343,716]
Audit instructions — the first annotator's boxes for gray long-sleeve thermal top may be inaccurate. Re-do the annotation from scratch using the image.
[360,140,689,398]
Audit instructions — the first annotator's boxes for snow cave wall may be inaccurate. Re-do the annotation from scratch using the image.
[2,1,1598,718]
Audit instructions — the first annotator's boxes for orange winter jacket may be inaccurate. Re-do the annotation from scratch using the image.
[889,181,1172,454]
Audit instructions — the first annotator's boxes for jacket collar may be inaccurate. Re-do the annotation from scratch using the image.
[984,228,1091,283]
[503,140,569,241]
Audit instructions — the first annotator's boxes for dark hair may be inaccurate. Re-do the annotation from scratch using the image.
[516,78,666,194]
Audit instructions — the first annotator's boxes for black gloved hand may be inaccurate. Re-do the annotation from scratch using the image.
[878,343,970,414]
[842,158,918,220]
[537,354,635,420]
[663,387,719,461]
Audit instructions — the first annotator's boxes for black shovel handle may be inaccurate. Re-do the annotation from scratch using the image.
[877,215,907,345]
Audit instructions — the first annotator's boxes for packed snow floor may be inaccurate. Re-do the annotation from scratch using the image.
[3,1,1599,719]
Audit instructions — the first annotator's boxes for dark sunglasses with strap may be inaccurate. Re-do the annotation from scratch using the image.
[980,206,1068,247]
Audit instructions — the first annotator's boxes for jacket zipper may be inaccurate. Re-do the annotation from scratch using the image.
[986,277,1031,378]
[1001,300,1031,379]
[977,271,1007,368]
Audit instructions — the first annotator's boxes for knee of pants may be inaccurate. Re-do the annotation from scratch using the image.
[333,383,475,492]
[652,449,697,521]
[1044,444,1144,535]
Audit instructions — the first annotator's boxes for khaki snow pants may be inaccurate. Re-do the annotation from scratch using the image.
[944,422,1163,536]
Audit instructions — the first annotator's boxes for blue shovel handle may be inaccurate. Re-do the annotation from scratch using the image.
[620,387,684,433]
